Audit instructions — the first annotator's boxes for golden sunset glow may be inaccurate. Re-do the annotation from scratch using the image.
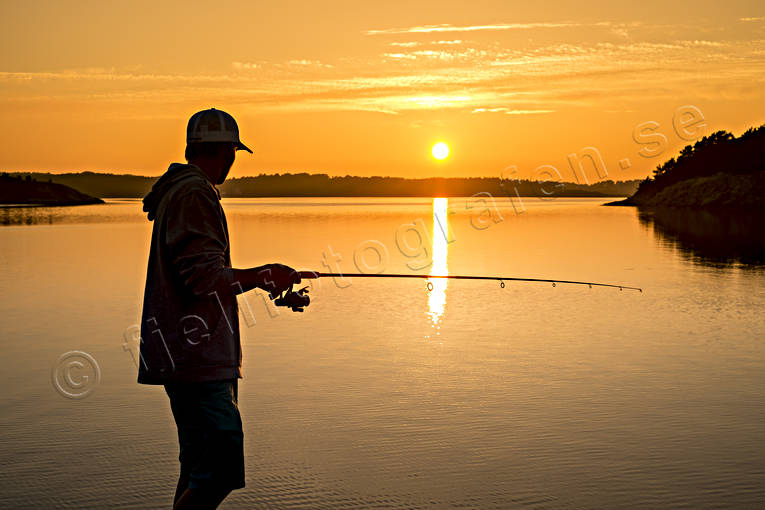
[0,2,763,180]
[427,198,449,330]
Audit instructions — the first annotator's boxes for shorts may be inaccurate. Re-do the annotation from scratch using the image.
[164,379,245,492]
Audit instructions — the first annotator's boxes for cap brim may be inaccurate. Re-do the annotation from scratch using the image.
[236,141,253,154]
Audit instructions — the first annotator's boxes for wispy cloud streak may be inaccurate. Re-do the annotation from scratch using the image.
[2,36,762,116]
[472,107,555,114]
[367,22,580,35]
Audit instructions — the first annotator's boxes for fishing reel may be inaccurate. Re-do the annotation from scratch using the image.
[272,283,310,312]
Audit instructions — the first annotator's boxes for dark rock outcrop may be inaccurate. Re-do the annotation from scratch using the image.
[0,174,104,206]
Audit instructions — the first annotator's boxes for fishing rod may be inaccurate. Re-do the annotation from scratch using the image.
[272,271,642,311]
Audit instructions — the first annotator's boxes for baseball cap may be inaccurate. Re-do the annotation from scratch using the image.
[186,108,253,153]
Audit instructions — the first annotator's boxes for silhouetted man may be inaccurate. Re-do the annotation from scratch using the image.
[139,108,303,509]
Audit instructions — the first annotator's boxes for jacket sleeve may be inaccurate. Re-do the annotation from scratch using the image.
[164,186,235,298]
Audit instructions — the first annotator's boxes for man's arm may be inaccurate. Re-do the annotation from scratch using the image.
[231,264,302,297]
[165,186,301,299]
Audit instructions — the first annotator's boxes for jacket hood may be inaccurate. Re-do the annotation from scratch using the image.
[142,163,209,221]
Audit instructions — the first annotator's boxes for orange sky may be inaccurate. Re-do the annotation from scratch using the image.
[1,1,763,180]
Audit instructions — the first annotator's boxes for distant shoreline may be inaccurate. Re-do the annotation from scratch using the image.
[1,196,628,208]
[6,171,641,200]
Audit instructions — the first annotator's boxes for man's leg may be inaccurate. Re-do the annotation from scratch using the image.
[174,475,189,505]
[173,486,232,510]
[166,385,198,507]
[165,380,245,509]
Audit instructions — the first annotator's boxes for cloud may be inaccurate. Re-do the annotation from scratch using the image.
[389,40,463,48]
[404,95,473,107]
[287,59,334,68]
[232,62,260,70]
[383,53,417,60]
[471,107,512,113]
[740,16,765,22]
[472,107,555,115]
[504,109,555,115]
[412,50,456,61]
[0,70,243,82]
[366,22,580,35]
[2,35,762,116]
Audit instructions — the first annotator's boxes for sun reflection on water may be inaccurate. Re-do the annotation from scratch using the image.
[427,198,449,331]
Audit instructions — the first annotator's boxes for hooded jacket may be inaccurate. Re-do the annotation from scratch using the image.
[138,163,241,384]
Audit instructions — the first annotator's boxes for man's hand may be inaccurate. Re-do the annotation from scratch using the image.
[257,263,302,299]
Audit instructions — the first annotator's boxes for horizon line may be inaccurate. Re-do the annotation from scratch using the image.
[4,169,643,183]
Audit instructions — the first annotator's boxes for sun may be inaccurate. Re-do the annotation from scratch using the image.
[431,142,450,160]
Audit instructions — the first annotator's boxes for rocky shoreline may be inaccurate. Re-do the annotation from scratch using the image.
[605,171,765,208]
[0,174,104,207]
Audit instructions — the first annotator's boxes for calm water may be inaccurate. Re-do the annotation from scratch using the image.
[0,197,763,509]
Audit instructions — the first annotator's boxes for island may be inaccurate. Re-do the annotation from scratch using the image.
[0,173,104,206]
[606,125,764,208]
